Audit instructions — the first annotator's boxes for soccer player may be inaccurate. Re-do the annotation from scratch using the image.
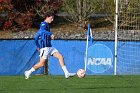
[24,12,76,79]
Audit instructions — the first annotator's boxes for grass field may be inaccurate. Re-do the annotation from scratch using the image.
[0,75,140,93]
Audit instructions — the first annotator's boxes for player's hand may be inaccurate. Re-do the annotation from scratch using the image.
[51,34,54,40]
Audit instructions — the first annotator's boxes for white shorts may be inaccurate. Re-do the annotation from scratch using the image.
[39,47,58,59]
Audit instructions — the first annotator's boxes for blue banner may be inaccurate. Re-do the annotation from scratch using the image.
[0,40,43,75]
[49,40,115,75]
[86,42,114,75]
[0,40,124,75]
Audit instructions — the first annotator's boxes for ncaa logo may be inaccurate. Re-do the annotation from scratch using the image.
[87,44,113,73]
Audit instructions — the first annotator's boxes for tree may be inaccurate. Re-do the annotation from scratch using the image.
[32,0,63,28]
[100,0,140,30]
[0,0,63,31]
[0,0,13,30]
[34,0,63,17]
[62,0,98,23]
[118,0,140,29]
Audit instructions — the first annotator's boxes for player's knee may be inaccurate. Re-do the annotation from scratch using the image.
[59,54,64,60]
[53,52,64,60]
[57,54,64,61]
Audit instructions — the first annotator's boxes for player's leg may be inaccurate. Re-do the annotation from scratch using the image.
[33,58,46,69]
[52,52,76,78]
[24,48,48,79]
[24,57,46,79]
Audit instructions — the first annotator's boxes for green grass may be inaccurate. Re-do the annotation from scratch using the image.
[0,75,140,93]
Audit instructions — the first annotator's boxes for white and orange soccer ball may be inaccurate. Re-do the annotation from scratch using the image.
[77,69,86,78]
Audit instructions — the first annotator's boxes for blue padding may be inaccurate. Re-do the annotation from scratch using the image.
[0,40,43,75]
[49,40,115,75]
[0,40,115,75]
[49,40,86,75]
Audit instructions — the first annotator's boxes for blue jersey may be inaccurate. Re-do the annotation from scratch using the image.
[35,22,53,48]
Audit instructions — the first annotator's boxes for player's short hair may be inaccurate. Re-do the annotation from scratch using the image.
[44,11,54,18]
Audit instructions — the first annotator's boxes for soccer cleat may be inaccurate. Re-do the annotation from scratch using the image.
[65,73,76,79]
[24,71,31,79]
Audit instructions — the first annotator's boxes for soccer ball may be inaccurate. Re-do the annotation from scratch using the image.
[77,69,85,78]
